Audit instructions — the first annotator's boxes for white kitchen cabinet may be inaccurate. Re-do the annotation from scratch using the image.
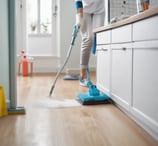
[111,43,132,110]
[95,9,158,140]
[133,15,158,41]
[96,45,110,96]
[132,40,158,136]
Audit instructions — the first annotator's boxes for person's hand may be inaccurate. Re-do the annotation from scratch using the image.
[76,13,83,27]
[72,25,79,38]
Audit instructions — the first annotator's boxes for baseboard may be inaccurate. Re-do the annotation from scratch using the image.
[130,107,158,141]
[66,68,80,76]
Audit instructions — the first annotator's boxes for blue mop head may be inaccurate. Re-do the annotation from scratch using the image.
[77,81,110,105]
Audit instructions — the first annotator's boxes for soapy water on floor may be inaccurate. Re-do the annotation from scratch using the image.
[27,97,81,109]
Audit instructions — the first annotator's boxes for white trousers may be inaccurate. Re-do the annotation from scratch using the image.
[80,12,105,69]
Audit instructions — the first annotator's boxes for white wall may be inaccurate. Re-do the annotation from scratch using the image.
[32,56,60,73]
[0,0,10,100]
[28,35,56,56]
[59,0,80,70]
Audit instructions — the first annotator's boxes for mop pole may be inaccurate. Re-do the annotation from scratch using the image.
[49,25,79,97]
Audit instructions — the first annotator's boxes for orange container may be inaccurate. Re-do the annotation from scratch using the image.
[22,56,28,76]
[137,0,149,13]
[142,2,149,10]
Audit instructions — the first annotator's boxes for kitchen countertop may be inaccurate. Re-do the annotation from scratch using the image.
[93,5,158,33]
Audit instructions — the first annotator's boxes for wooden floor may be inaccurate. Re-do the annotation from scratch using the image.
[0,73,158,146]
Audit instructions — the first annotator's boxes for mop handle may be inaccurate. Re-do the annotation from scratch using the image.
[71,25,80,45]
[49,25,79,97]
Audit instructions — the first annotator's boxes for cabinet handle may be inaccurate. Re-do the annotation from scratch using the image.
[122,47,126,50]
[101,48,108,51]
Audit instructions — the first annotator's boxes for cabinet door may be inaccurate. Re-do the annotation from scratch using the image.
[133,15,158,41]
[111,24,132,43]
[132,41,158,132]
[111,43,132,110]
[96,45,110,95]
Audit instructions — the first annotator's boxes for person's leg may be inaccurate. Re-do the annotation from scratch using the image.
[80,13,93,81]
[79,12,105,86]
[91,12,105,55]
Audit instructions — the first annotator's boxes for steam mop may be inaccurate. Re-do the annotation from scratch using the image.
[49,25,110,105]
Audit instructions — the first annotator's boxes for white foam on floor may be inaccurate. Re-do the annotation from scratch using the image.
[28,98,81,109]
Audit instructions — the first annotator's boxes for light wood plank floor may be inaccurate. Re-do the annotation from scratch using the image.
[0,73,158,146]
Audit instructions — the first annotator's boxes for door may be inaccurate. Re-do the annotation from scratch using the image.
[111,43,132,110]
[96,45,111,95]
[132,41,158,128]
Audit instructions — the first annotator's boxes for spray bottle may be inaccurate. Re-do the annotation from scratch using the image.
[22,55,28,76]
